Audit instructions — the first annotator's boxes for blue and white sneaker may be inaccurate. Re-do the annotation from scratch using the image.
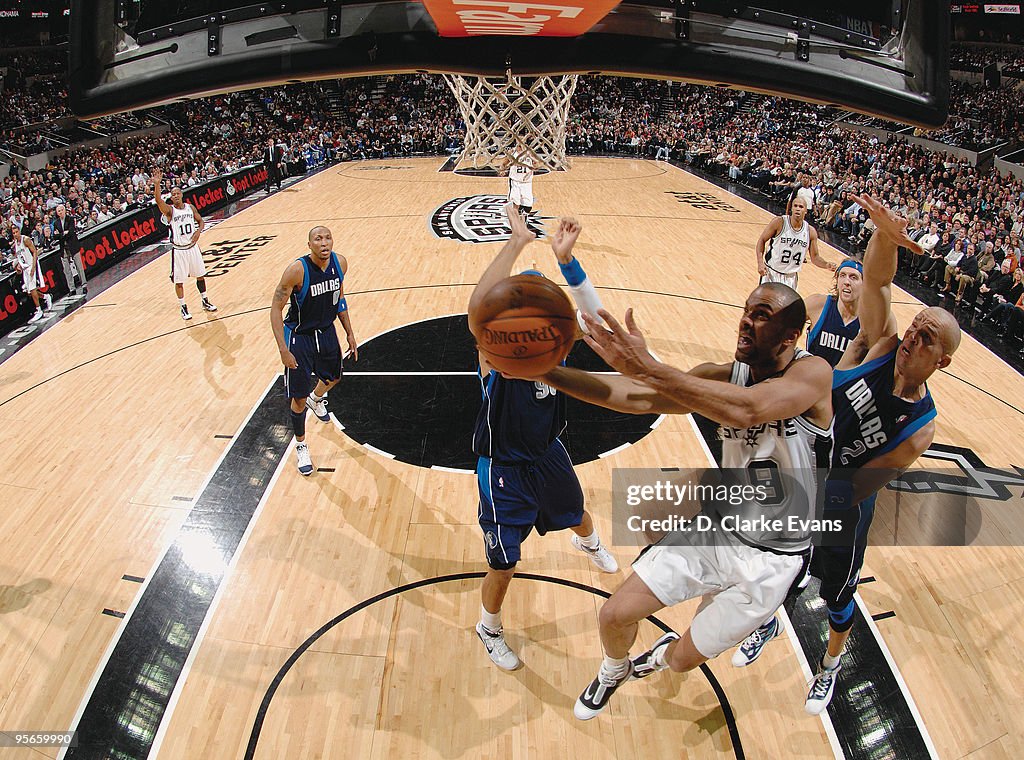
[805,660,841,715]
[306,394,330,422]
[295,442,313,476]
[731,616,784,667]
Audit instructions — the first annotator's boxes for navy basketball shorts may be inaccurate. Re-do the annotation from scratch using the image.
[476,440,585,571]
[810,494,876,611]
[283,325,342,399]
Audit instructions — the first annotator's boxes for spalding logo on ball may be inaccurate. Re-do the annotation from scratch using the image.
[469,273,577,377]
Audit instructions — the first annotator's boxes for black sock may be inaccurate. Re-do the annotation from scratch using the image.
[197,279,207,296]
[290,407,306,438]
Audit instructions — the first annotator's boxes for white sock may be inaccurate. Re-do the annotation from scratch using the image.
[480,605,502,633]
[601,655,630,677]
[577,530,600,549]
[179,297,186,306]
[312,393,325,403]
[822,651,842,670]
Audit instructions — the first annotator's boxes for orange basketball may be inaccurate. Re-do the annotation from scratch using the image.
[470,274,576,377]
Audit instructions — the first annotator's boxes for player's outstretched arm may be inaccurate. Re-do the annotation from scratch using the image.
[152,169,171,217]
[541,362,728,415]
[582,308,832,429]
[853,194,917,346]
[270,261,304,370]
[467,202,534,333]
[550,216,605,332]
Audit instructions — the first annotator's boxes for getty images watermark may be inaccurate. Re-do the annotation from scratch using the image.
[610,467,1023,548]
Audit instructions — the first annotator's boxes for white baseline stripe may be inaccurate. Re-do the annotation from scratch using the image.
[853,594,940,760]
[147,435,292,759]
[778,606,847,759]
[57,373,282,760]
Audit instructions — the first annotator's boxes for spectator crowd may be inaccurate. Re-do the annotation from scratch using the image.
[2,47,1024,358]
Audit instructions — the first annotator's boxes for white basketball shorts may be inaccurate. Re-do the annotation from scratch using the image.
[171,244,207,284]
[760,267,799,290]
[22,262,43,292]
[632,530,803,659]
[508,180,534,207]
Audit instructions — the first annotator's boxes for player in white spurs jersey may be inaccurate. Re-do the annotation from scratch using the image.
[526,282,832,720]
[505,152,536,217]
[153,169,217,320]
[11,225,51,322]
[756,196,836,290]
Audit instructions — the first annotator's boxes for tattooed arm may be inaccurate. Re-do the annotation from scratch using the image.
[271,260,304,369]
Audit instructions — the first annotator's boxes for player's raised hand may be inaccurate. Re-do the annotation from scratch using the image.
[582,308,657,379]
[550,217,582,264]
[152,169,163,185]
[853,193,923,254]
[505,201,534,246]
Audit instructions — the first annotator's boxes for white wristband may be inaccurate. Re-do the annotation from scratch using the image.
[569,278,604,333]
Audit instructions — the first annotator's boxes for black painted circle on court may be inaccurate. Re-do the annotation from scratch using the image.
[328,314,659,470]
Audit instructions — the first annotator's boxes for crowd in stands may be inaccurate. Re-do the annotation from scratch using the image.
[3,45,1024,357]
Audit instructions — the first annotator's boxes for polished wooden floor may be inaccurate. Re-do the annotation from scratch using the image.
[1,157,1021,759]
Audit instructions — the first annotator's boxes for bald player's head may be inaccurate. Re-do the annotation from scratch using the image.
[897,306,961,381]
[922,306,961,356]
[306,225,333,259]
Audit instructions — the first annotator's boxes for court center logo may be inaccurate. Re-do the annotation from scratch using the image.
[431,194,546,244]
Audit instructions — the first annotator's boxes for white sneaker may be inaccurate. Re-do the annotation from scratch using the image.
[574,659,633,720]
[201,298,217,312]
[475,622,521,671]
[181,304,192,321]
[805,661,841,715]
[43,293,52,311]
[306,394,330,422]
[28,309,43,323]
[572,534,619,573]
[731,616,784,667]
[295,442,313,476]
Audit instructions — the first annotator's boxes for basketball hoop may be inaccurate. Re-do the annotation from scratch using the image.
[443,71,579,171]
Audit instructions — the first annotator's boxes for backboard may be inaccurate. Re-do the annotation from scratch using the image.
[69,1,949,127]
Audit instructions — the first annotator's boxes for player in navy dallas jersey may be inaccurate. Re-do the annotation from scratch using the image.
[271,226,358,476]
[468,204,619,672]
[805,259,863,368]
[744,195,960,715]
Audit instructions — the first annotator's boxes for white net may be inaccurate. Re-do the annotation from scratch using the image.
[443,71,579,171]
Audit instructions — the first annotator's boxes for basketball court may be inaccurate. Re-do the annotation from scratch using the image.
[1,1,1016,758]
[0,155,1021,758]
